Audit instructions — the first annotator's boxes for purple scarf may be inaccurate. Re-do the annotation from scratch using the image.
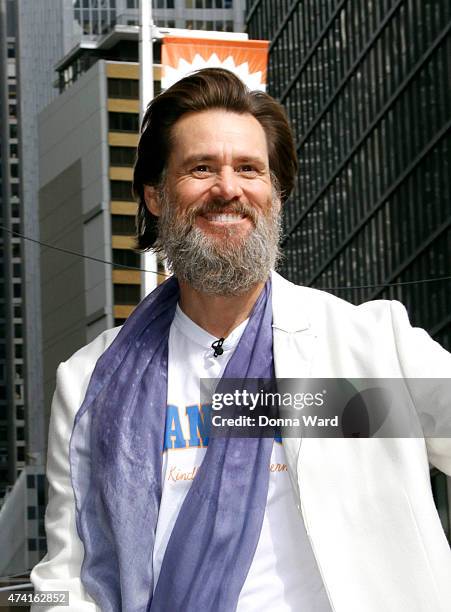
[69,276,274,612]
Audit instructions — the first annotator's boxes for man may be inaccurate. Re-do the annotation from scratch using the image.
[32,68,451,611]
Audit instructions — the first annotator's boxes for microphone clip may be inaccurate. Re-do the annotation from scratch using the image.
[211,337,225,358]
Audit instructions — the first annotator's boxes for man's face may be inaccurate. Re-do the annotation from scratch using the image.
[144,109,282,295]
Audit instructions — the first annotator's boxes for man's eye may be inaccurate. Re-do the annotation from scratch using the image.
[238,165,257,174]
[192,165,211,174]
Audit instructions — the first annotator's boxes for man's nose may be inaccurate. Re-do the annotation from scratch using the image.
[210,168,243,200]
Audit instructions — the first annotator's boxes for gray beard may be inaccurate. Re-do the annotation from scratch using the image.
[154,189,282,296]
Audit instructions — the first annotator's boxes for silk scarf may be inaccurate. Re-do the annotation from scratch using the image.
[69,276,274,612]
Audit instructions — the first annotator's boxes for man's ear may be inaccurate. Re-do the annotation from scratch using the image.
[143,185,160,216]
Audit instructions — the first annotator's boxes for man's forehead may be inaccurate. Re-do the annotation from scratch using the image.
[169,109,269,164]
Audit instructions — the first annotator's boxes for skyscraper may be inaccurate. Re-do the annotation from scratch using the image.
[246,0,451,352]
[69,0,244,41]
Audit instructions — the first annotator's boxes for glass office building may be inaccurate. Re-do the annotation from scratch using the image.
[246,0,451,353]
[71,0,243,41]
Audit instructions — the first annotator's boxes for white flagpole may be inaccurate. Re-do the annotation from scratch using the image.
[139,0,157,296]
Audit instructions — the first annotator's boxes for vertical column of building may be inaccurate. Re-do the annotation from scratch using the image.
[107,62,145,325]
[0,0,25,506]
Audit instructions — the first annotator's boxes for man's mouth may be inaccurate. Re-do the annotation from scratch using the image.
[201,212,247,223]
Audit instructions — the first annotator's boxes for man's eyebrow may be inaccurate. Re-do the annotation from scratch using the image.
[181,154,267,167]
[181,154,219,167]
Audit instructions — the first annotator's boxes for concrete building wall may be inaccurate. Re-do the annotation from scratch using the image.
[16,0,67,467]
[39,161,85,422]
[39,60,112,423]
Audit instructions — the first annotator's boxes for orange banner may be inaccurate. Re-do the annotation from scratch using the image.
[161,37,269,91]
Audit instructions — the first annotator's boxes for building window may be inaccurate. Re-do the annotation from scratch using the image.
[28,538,37,551]
[111,215,136,236]
[17,446,25,462]
[110,180,133,201]
[114,284,141,305]
[27,506,36,520]
[112,249,140,269]
[15,383,23,401]
[109,146,136,167]
[107,78,139,99]
[0,447,8,465]
[108,111,139,132]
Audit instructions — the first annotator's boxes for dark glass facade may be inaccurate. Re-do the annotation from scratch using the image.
[247,0,451,350]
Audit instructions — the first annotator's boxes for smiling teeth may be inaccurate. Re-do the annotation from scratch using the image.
[208,214,243,222]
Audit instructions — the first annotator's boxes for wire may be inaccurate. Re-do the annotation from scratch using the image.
[0,224,170,277]
[2,224,450,291]
[314,276,451,291]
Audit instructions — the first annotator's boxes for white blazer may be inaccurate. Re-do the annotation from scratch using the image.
[31,271,451,611]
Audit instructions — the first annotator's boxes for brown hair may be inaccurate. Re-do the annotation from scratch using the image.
[133,67,298,250]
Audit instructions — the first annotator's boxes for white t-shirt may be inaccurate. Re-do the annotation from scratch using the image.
[153,305,330,611]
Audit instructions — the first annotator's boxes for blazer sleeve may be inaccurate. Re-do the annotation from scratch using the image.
[390,300,451,476]
[30,361,100,612]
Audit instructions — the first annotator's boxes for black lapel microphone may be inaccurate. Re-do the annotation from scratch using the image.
[211,337,225,357]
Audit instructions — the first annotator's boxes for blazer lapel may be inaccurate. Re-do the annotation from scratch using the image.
[271,270,317,378]
[271,271,319,482]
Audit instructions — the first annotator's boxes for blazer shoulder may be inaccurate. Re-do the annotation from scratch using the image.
[272,270,396,330]
[63,326,122,377]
